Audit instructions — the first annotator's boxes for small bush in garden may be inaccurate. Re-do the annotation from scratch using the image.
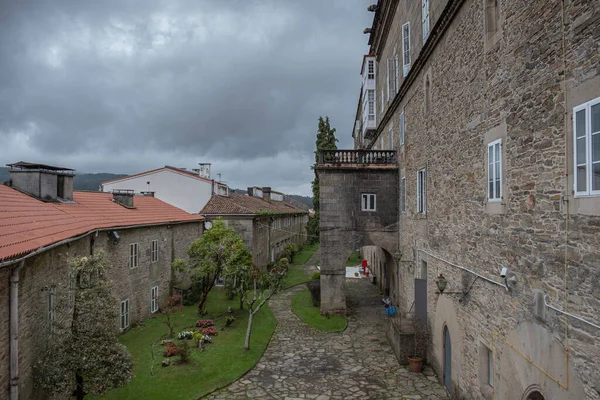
[195,320,214,328]
[311,272,320,280]
[160,340,175,346]
[177,331,194,340]
[164,344,180,357]
[178,340,191,363]
[200,327,218,336]
[225,316,235,327]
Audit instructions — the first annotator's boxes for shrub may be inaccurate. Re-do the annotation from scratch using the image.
[225,316,235,327]
[278,257,290,268]
[178,340,192,363]
[177,331,194,340]
[195,320,214,328]
[311,272,321,280]
[283,243,299,261]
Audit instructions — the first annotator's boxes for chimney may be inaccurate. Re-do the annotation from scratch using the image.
[262,187,271,202]
[112,189,135,208]
[7,161,74,202]
[247,187,253,196]
[198,163,211,179]
[141,191,155,197]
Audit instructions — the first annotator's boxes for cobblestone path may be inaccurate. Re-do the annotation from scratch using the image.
[204,255,449,400]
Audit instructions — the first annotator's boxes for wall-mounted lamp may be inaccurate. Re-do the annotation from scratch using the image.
[367,4,377,12]
[363,28,372,34]
[436,274,448,293]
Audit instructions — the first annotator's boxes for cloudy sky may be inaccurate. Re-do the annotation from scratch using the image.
[0,0,373,195]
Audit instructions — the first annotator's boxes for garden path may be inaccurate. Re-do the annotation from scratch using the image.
[204,254,449,400]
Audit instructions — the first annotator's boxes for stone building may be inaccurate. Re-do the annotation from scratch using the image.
[0,162,203,399]
[319,0,600,399]
[200,187,309,267]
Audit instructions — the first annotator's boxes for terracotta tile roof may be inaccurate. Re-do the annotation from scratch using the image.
[101,166,223,185]
[200,194,307,216]
[0,185,203,262]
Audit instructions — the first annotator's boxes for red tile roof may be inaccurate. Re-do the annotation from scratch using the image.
[101,166,223,185]
[0,185,203,262]
[200,193,307,216]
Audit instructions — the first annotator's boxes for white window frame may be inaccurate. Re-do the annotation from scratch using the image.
[422,0,430,41]
[488,347,493,387]
[381,90,384,114]
[394,55,399,93]
[361,193,377,212]
[386,59,390,101]
[417,168,426,214]
[120,299,129,329]
[400,112,405,145]
[402,23,411,77]
[367,60,375,80]
[388,127,393,150]
[151,239,158,263]
[151,286,159,313]
[487,139,503,202]
[129,243,138,268]
[573,97,600,196]
[367,89,375,120]
[401,177,406,213]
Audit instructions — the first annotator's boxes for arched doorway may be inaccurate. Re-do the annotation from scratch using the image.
[443,326,451,391]
[526,391,545,400]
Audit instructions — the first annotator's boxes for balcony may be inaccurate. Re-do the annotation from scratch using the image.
[317,150,397,168]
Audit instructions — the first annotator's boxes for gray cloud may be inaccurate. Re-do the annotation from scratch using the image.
[0,0,372,195]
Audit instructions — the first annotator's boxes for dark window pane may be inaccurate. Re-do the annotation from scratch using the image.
[577,137,587,164]
[576,110,586,138]
[593,163,600,191]
[592,133,600,162]
[592,104,600,134]
[577,165,587,192]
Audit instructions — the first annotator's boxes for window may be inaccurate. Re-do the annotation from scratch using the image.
[388,128,393,150]
[422,0,430,41]
[573,97,600,196]
[129,243,138,268]
[417,168,426,214]
[151,239,158,263]
[367,60,375,80]
[400,112,405,145]
[367,90,375,120]
[488,139,502,201]
[380,136,384,150]
[151,286,158,313]
[48,286,56,334]
[381,90,384,113]
[388,57,398,99]
[402,23,411,77]
[361,194,376,211]
[120,299,129,329]
[401,177,406,212]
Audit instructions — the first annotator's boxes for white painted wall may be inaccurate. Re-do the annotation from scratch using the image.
[101,169,213,214]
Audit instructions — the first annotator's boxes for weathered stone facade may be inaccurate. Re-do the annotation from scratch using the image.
[335,0,600,399]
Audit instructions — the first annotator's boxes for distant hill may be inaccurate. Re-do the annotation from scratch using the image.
[0,167,126,192]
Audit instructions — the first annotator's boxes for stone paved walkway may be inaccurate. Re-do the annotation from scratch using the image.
[205,253,448,400]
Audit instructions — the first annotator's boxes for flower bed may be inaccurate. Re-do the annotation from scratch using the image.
[200,326,218,336]
[195,319,214,328]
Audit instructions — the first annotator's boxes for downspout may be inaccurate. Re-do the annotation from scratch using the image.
[10,261,24,400]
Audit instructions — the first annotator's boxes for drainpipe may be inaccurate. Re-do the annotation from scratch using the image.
[10,261,24,400]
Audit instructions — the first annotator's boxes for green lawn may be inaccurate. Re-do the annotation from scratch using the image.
[95,289,276,400]
[282,265,312,289]
[291,290,347,332]
[292,243,319,266]
[346,251,361,266]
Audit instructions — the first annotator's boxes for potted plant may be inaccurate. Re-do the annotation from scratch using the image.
[408,319,430,373]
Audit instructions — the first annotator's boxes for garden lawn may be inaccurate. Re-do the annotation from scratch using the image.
[291,290,347,332]
[346,251,361,266]
[281,265,312,289]
[291,243,319,266]
[94,289,276,400]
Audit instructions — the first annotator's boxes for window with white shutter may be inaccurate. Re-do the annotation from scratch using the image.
[402,23,411,77]
[120,299,129,329]
[422,0,430,41]
[400,112,405,145]
[574,97,600,196]
[417,168,426,214]
[487,139,502,201]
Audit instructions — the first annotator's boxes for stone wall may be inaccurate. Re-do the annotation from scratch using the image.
[1,220,202,399]
[364,0,600,398]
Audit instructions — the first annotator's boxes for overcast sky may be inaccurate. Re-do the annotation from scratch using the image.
[0,0,373,196]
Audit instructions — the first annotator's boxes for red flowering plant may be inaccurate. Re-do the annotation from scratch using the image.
[195,319,214,328]
[164,344,180,357]
[200,327,218,336]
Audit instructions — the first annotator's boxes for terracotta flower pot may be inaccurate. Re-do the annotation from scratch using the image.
[408,356,424,373]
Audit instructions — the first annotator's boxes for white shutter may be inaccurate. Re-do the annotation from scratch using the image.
[387,59,391,100]
[422,0,430,40]
[395,55,399,93]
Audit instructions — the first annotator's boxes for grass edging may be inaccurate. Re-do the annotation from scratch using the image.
[290,289,347,333]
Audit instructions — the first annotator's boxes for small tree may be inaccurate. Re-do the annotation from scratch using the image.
[243,266,282,350]
[173,219,251,314]
[162,294,182,338]
[35,253,133,399]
